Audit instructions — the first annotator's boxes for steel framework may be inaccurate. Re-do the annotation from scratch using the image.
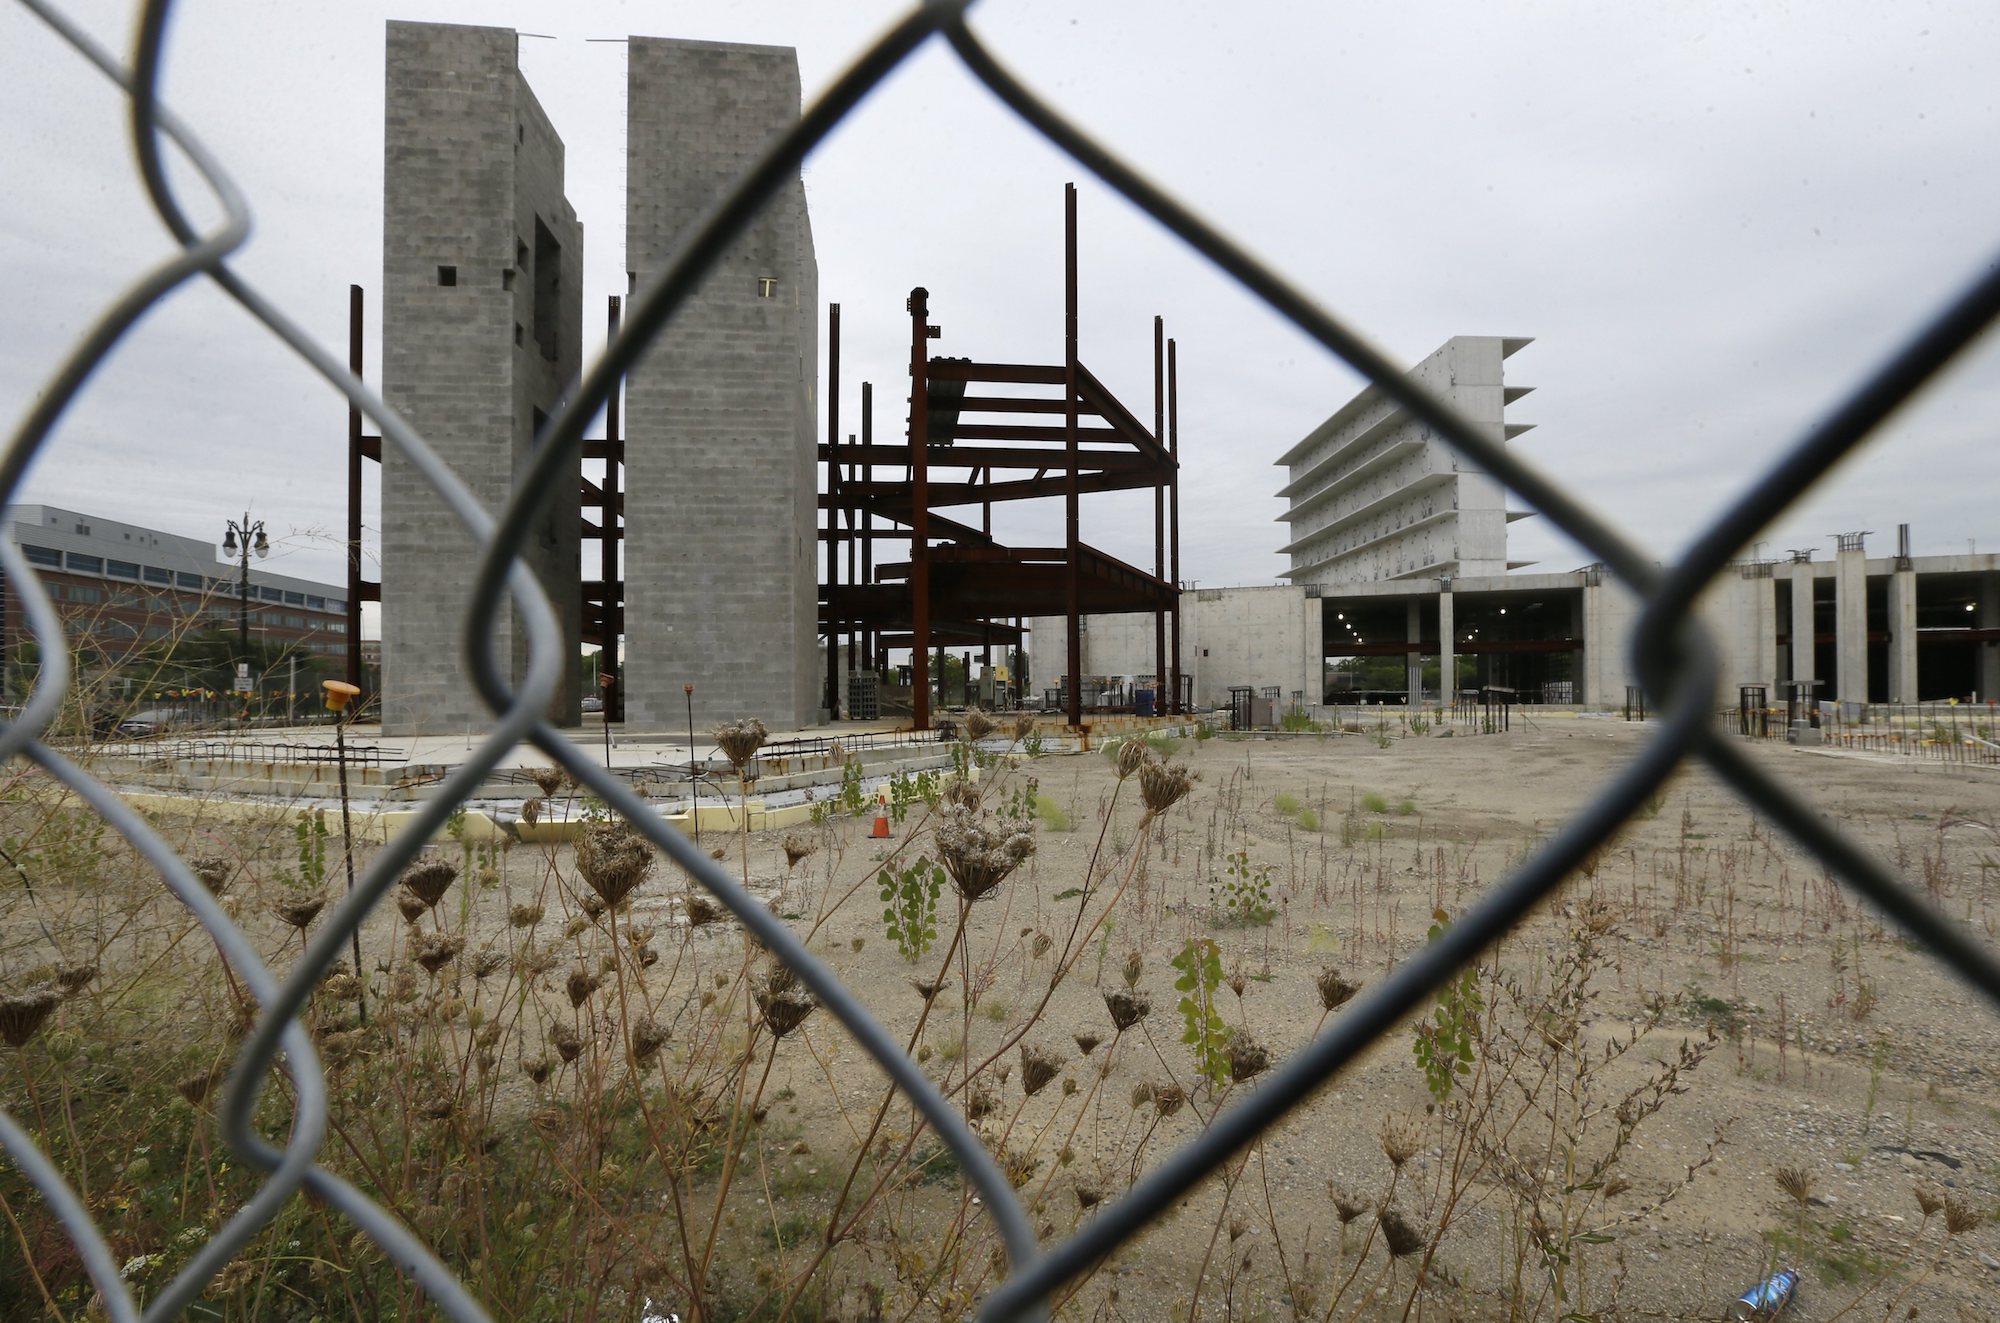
[819,184,1182,729]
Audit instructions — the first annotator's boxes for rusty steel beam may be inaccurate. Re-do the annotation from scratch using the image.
[926,361,1067,385]
[818,442,1154,471]
[910,287,933,731]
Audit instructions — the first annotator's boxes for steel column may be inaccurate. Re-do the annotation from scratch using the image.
[909,289,932,730]
[1064,183,1082,728]
[1168,337,1182,714]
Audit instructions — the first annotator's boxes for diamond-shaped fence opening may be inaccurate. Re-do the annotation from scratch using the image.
[4,3,2000,1322]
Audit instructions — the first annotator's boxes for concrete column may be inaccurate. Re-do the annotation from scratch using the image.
[1405,599,1423,703]
[1835,546,1867,706]
[1788,565,1816,685]
[1980,573,2000,703]
[1886,567,1917,703]
[1303,593,1324,708]
[1437,589,1454,713]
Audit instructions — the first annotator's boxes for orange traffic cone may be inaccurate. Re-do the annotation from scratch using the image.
[871,792,891,839]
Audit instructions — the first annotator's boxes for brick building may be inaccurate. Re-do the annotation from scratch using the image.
[1,504,351,716]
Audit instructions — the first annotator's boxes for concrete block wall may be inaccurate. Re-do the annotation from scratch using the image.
[622,37,819,732]
[1030,586,1316,711]
[380,21,582,735]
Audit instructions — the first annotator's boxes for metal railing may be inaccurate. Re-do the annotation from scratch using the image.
[3,3,1999,1321]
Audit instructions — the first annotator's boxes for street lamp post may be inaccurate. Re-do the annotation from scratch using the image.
[222,514,269,711]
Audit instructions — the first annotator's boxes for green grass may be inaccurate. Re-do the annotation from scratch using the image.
[1395,798,1416,816]
[1033,793,1073,832]
[1360,792,1390,814]
[1296,808,1320,832]
[1272,792,1302,816]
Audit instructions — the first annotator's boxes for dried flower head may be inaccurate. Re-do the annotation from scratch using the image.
[1020,1043,1065,1097]
[549,1022,584,1064]
[323,973,363,1002]
[400,856,459,909]
[684,892,721,927]
[965,1081,998,1123]
[1031,931,1053,959]
[631,1018,667,1060]
[566,967,601,1008]
[576,821,654,906]
[520,797,543,827]
[472,949,507,980]
[934,804,1035,903]
[961,707,996,742]
[414,932,464,974]
[1012,714,1036,744]
[1152,1082,1186,1118]
[1075,1180,1105,1210]
[55,964,96,997]
[530,767,565,799]
[189,855,232,894]
[1121,950,1144,989]
[945,778,983,812]
[274,894,327,931]
[1228,1032,1272,1083]
[1315,967,1361,1012]
[1138,760,1194,819]
[1378,1114,1422,1169]
[782,834,818,870]
[1104,987,1151,1032]
[1073,1030,1103,1056]
[1116,739,1152,782]
[509,902,544,929]
[1377,1207,1426,1257]
[1328,1185,1368,1224]
[178,1062,226,1106]
[1915,1183,1946,1218]
[0,987,62,1047]
[1943,1197,1984,1237]
[1129,1081,1154,1110]
[911,976,951,1003]
[395,892,429,923]
[714,718,768,773]
[1775,1166,1816,1207]
[1227,970,1248,999]
[578,891,606,920]
[755,964,818,1039]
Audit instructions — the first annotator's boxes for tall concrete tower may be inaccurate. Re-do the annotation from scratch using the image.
[379,21,582,734]
[622,37,820,731]
[1277,336,1533,588]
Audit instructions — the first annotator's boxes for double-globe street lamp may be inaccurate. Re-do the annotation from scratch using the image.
[222,514,268,710]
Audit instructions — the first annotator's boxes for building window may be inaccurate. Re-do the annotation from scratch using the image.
[175,572,202,589]
[107,559,138,579]
[283,591,305,606]
[66,585,103,604]
[328,599,346,612]
[22,544,60,568]
[532,217,561,361]
[306,595,326,609]
[143,565,170,584]
[67,553,103,573]
[261,587,283,602]
[758,276,778,298]
[438,265,457,287]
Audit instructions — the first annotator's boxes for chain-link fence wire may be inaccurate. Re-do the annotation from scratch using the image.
[5,1,2000,1319]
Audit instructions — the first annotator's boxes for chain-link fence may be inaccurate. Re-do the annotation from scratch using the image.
[5,2,2000,1320]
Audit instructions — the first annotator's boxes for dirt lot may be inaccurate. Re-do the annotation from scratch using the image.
[6,715,1999,1320]
[722,716,2000,1320]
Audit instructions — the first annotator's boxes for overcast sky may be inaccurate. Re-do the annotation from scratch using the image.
[5,1,1998,629]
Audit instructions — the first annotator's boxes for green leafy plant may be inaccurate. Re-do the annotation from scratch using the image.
[836,757,868,817]
[1172,937,1233,1088]
[1412,908,1482,1104]
[1023,731,1045,756]
[1407,712,1431,736]
[1212,849,1276,926]
[879,855,944,962]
